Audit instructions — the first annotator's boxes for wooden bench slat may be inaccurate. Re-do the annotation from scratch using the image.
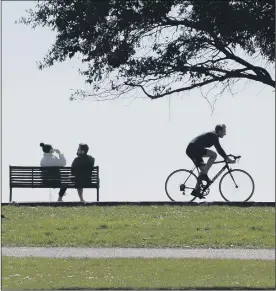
[10,173,98,176]
[11,182,99,185]
[11,176,97,181]
[11,175,98,178]
[10,170,98,173]
[11,166,98,170]
[11,185,99,188]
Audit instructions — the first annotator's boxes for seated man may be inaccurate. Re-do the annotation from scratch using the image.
[71,143,95,202]
[186,124,235,198]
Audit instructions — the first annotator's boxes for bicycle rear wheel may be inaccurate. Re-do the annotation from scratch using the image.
[165,169,197,202]
[219,169,255,202]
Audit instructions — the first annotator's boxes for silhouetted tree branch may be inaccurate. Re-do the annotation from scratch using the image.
[18,0,275,101]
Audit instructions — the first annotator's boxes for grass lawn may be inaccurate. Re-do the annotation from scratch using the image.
[2,257,275,290]
[2,205,274,248]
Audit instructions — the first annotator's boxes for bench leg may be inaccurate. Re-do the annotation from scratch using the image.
[9,188,12,202]
[97,188,99,202]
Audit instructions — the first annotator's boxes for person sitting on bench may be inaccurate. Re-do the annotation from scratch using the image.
[40,142,67,202]
[71,143,95,202]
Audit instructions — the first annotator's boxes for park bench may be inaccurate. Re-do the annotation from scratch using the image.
[9,166,100,202]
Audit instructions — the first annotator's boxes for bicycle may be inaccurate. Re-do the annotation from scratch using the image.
[165,154,255,202]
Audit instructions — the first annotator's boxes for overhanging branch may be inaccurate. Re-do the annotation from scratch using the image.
[212,38,275,87]
[125,77,228,99]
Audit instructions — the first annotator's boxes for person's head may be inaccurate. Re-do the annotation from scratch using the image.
[40,143,54,154]
[215,124,226,138]
[77,143,89,156]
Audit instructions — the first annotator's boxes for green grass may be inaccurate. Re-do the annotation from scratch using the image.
[2,206,274,248]
[2,257,275,290]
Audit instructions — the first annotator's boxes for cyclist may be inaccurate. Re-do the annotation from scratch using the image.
[186,124,235,198]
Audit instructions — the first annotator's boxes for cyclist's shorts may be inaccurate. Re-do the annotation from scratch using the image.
[186,143,207,167]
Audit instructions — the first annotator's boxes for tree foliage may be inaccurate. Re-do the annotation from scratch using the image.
[19,0,275,101]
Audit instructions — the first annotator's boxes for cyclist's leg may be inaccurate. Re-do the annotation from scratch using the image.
[194,159,205,189]
[192,158,205,198]
[186,144,205,190]
[200,149,217,175]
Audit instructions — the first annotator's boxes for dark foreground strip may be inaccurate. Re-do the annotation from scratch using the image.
[1,201,275,207]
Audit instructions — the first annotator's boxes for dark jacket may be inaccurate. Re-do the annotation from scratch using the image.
[189,131,227,159]
[71,155,95,180]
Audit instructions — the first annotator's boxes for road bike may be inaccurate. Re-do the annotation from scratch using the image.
[165,154,255,202]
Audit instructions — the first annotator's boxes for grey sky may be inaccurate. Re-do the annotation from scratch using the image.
[2,1,275,202]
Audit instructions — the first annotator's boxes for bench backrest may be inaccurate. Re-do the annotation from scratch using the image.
[10,166,99,188]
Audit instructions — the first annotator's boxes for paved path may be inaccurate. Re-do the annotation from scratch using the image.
[2,247,274,260]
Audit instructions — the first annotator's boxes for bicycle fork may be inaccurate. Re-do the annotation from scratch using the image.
[228,171,239,188]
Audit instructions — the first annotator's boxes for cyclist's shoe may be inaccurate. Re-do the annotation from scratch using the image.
[191,189,205,199]
[199,173,211,184]
[180,184,185,192]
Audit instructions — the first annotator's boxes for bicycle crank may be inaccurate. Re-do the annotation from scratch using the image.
[200,182,210,196]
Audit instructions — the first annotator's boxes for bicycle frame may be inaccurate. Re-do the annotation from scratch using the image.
[192,160,231,184]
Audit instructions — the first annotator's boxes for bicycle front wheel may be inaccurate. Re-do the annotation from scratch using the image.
[219,169,255,202]
[165,169,198,202]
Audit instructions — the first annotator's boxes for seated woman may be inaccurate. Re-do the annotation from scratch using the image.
[40,142,67,202]
[71,143,95,202]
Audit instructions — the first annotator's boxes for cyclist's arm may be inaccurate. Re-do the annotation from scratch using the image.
[213,138,228,160]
